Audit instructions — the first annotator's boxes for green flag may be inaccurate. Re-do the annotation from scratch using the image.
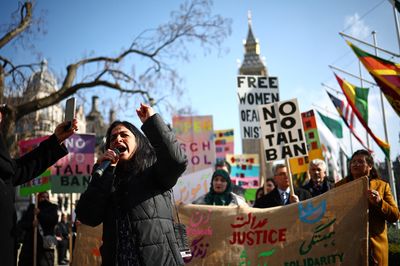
[317,111,343,138]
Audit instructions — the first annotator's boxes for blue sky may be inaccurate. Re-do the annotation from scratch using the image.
[1,0,399,162]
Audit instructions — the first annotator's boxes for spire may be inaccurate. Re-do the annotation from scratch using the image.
[239,11,267,76]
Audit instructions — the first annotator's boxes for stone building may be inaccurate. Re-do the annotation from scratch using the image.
[238,12,273,179]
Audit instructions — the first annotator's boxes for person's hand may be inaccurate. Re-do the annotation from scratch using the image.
[289,194,299,203]
[367,189,382,206]
[33,207,40,216]
[136,103,155,124]
[32,219,38,227]
[55,118,78,144]
[96,149,120,167]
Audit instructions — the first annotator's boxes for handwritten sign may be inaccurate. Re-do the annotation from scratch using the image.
[173,168,213,204]
[258,98,307,161]
[237,75,279,139]
[173,116,216,174]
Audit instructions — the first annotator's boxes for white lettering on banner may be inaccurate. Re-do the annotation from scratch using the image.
[237,75,280,139]
[64,138,86,149]
[258,99,307,161]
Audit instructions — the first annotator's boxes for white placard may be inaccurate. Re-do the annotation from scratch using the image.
[258,98,307,161]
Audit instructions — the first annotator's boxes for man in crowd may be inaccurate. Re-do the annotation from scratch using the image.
[253,164,311,208]
[302,159,333,197]
[18,191,59,266]
[55,213,69,265]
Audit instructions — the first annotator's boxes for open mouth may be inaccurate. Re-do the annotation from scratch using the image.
[116,146,127,153]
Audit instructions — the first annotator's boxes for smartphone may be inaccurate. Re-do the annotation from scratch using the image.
[64,97,76,130]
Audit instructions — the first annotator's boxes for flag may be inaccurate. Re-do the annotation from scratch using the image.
[334,73,391,158]
[347,40,400,117]
[334,73,369,123]
[317,110,343,138]
[326,91,371,152]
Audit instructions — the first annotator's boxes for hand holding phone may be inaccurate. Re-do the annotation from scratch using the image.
[64,97,76,131]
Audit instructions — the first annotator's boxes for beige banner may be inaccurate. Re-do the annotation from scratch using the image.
[73,177,368,266]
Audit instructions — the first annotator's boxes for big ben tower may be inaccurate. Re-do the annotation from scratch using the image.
[239,11,267,155]
[238,12,274,181]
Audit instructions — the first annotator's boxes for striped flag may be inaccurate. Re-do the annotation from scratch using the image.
[334,73,390,158]
[347,41,400,117]
[326,91,355,128]
[326,91,371,152]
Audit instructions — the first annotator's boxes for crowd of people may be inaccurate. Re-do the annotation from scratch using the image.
[1,104,400,265]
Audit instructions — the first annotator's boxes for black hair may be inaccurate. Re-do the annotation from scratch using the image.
[105,120,156,176]
[348,149,379,180]
[266,177,276,186]
[215,159,231,174]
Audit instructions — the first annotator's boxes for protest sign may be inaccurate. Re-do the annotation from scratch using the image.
[226,154,260,189]
[214,129,234,163]
[237,75,279,139]
[18,134,95,195]
[173,115,216,174]
[173,167,214,204]
[52,134,95,193]
[258,98,307,161]
[18,136,53,196]
[289,110,324,186]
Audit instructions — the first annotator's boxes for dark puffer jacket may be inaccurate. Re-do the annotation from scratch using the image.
[76,114,187,266]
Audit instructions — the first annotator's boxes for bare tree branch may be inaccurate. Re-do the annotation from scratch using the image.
[0,2,32,49]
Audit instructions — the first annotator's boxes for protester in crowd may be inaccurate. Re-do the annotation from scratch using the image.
[255,187,265,201]
[76,103,188,265]
[265,177,276,194]
[18,191,59,266]
[215,159,245,197]
[0,106,77,266]
[193,169,248,206]
[335,149,400,266]
[302,159,333,197]
[253,164,312,208]
[55,213,69,265]
[253,178,276,207]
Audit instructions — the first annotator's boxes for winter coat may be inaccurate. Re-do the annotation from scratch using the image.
[336,176,400,265]
[76,114,188,266]
[17,200,59,266]
[0,134,67,266]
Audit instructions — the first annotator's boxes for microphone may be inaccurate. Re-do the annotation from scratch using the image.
[93,148,121,177]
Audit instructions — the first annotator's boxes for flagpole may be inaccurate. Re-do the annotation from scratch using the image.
[358,61,370,149]
[391,0,400,51]
[372,31,399,210]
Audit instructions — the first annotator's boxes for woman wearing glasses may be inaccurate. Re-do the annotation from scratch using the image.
[336,149,399,266]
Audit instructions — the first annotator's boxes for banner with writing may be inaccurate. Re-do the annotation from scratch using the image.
[237,75,279,139]
[72,177,368,266]
[52,134,95,193]
[226,154,260,189]
[173,116,216,174]
[173,167,214,204]
[214,129,234,163]
[258,98,308,162]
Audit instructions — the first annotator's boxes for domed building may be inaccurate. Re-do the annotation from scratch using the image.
[16,60,64,138]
